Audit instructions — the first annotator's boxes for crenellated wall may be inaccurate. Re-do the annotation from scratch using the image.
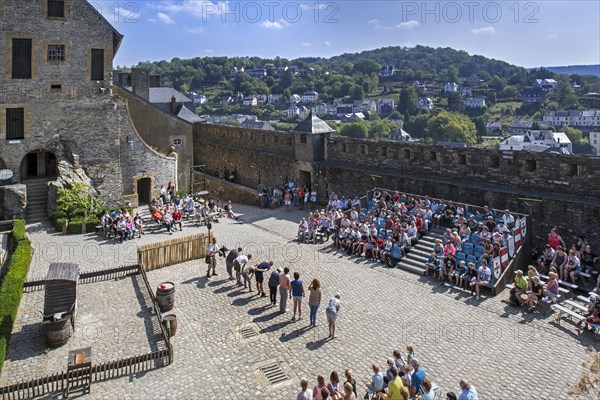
[193,124,600,250]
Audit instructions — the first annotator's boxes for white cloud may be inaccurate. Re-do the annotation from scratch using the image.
[471,26,496,34]
[260,20,285,29]
[151,0,221,19]
[302,42,312,47]
[396,20,420,29]
[324,41,331,46]
[204,48,214,53]
[546,33,558,40]
[368,18,394,30]
[186,26,206,34]
[155,12,175,24]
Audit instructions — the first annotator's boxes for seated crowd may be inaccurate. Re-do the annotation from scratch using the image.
[295,345,478,400]
[100,181,235,242]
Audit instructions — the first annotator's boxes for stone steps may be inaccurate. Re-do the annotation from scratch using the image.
[23,179,51,223]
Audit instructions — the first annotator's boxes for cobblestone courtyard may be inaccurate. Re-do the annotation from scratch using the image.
[2,205,597,399]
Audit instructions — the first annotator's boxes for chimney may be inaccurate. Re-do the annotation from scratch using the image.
[170,95,177,114]
[131,68,150,100]
[149,74,161,88]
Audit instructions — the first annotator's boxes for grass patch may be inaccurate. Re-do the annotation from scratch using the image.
[0,221,32,373]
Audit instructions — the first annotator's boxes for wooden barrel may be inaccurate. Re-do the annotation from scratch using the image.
[156,282,175,312]
[163,314,177,337]
[45,316,72,347]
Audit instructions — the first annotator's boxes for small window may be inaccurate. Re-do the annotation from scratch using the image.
[490,156,500,168]
[525,159,537,172]
[287,137,292,146]
[342,143,348,153]
[360,145,367,154]
[50,84,62,90]
[300,134,307,143]
[6,108,25,140]
[262,134,266,142]
[274,135,279,144]
[458,154,467,165]
[172,138,183,147]
[91,48,104,81]
[47,0,65,18]
[403,149,411,159]
[12,38,32,79]
[567,164,579,177]
[429,151,437,161]
[381,147,388,157]
[47,45,65,62]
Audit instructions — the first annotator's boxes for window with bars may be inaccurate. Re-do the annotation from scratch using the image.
[47,0,65,18]
[48,45,65,62]
[12,39,32,79]
[91,49,104,80]
[6,108,25,140]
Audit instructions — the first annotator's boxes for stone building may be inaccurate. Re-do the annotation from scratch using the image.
[0,0,177,219]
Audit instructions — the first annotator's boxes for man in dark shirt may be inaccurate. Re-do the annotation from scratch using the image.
[226,247,241,280]
[255,260,273,298]
[485,216,496,232]
[443,202,456,227]
[581,245,599,273]
[268,268,281,306]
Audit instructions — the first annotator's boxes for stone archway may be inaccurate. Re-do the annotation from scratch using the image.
[20,150,58,180]
[132,174,155,206]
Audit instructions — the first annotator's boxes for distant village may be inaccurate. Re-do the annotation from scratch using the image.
[123,63,600,156]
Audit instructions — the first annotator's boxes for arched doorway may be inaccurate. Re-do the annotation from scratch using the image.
[20,150,57,180]
[137,177,152,205]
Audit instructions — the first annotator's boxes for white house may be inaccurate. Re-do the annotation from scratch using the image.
[315,102,329,116]
[242,96,257,107]
[301,91,319,103]
[543,110,600,128]
[380,66,395,77]
[499,130,572,153]
[248,68,267,79]
[444,82,458,93]
[413,81,426,91]
[460,87,472,98]
[290,94,301,104]
[465,97,486,108]
[590,131,600,156]
[485,121,502,136]
[287,104,309,119]
[418,97,433,110]
[534,78,557,91]
[267,94,280,103]
[355,99,378,114]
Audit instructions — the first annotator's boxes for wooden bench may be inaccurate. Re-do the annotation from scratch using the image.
[578,271,592,285]
[553,303,600,340]
[564,300,588,312]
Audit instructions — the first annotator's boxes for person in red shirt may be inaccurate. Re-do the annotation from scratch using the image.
[172,208,183,231]
[297,188,305,210]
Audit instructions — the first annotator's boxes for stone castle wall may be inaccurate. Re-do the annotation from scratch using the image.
[194,124,600,249]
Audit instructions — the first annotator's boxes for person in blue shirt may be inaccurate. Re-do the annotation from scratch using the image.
[409,359,426,396]
[458,379,479,400]
[290,272,305,321]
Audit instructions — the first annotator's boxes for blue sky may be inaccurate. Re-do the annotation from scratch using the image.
[100,1,600,68]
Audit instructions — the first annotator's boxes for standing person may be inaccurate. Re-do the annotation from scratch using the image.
[242,263,255,292]
[308,279,322,327]
[409,359,426,397]
[254,260,272,297]
[279,267,291,313]
[344,370,357,398]
[234,253,252,286]
[284,190,292,211]
[297,378,312,400]
[268,268,281,306]
[290,272,305,321]
[457,379,479,400]
[206,237,218,278]
[226,247,241,281]
[298,186,305,210]
[326,293,341,338]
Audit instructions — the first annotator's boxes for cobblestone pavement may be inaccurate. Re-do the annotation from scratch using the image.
[3,205,598,399]
[0,273,164,386]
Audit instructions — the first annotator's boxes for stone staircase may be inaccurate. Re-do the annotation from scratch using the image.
[395,227,445,275]
[24,178,51,222]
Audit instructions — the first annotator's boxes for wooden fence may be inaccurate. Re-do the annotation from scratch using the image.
[2,264,174,399]
[0,349,171,399]
[138,233,209,271]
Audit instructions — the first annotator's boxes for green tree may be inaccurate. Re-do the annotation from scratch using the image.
[556,78,580,109]
[427,111,477,146]
[350,85,365,101]
[404,112,430,138]
[447,92,465,112]
[561,125,583,143]
[340,121,368,138]
[398,86,418,115]
[54,181,103,220]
